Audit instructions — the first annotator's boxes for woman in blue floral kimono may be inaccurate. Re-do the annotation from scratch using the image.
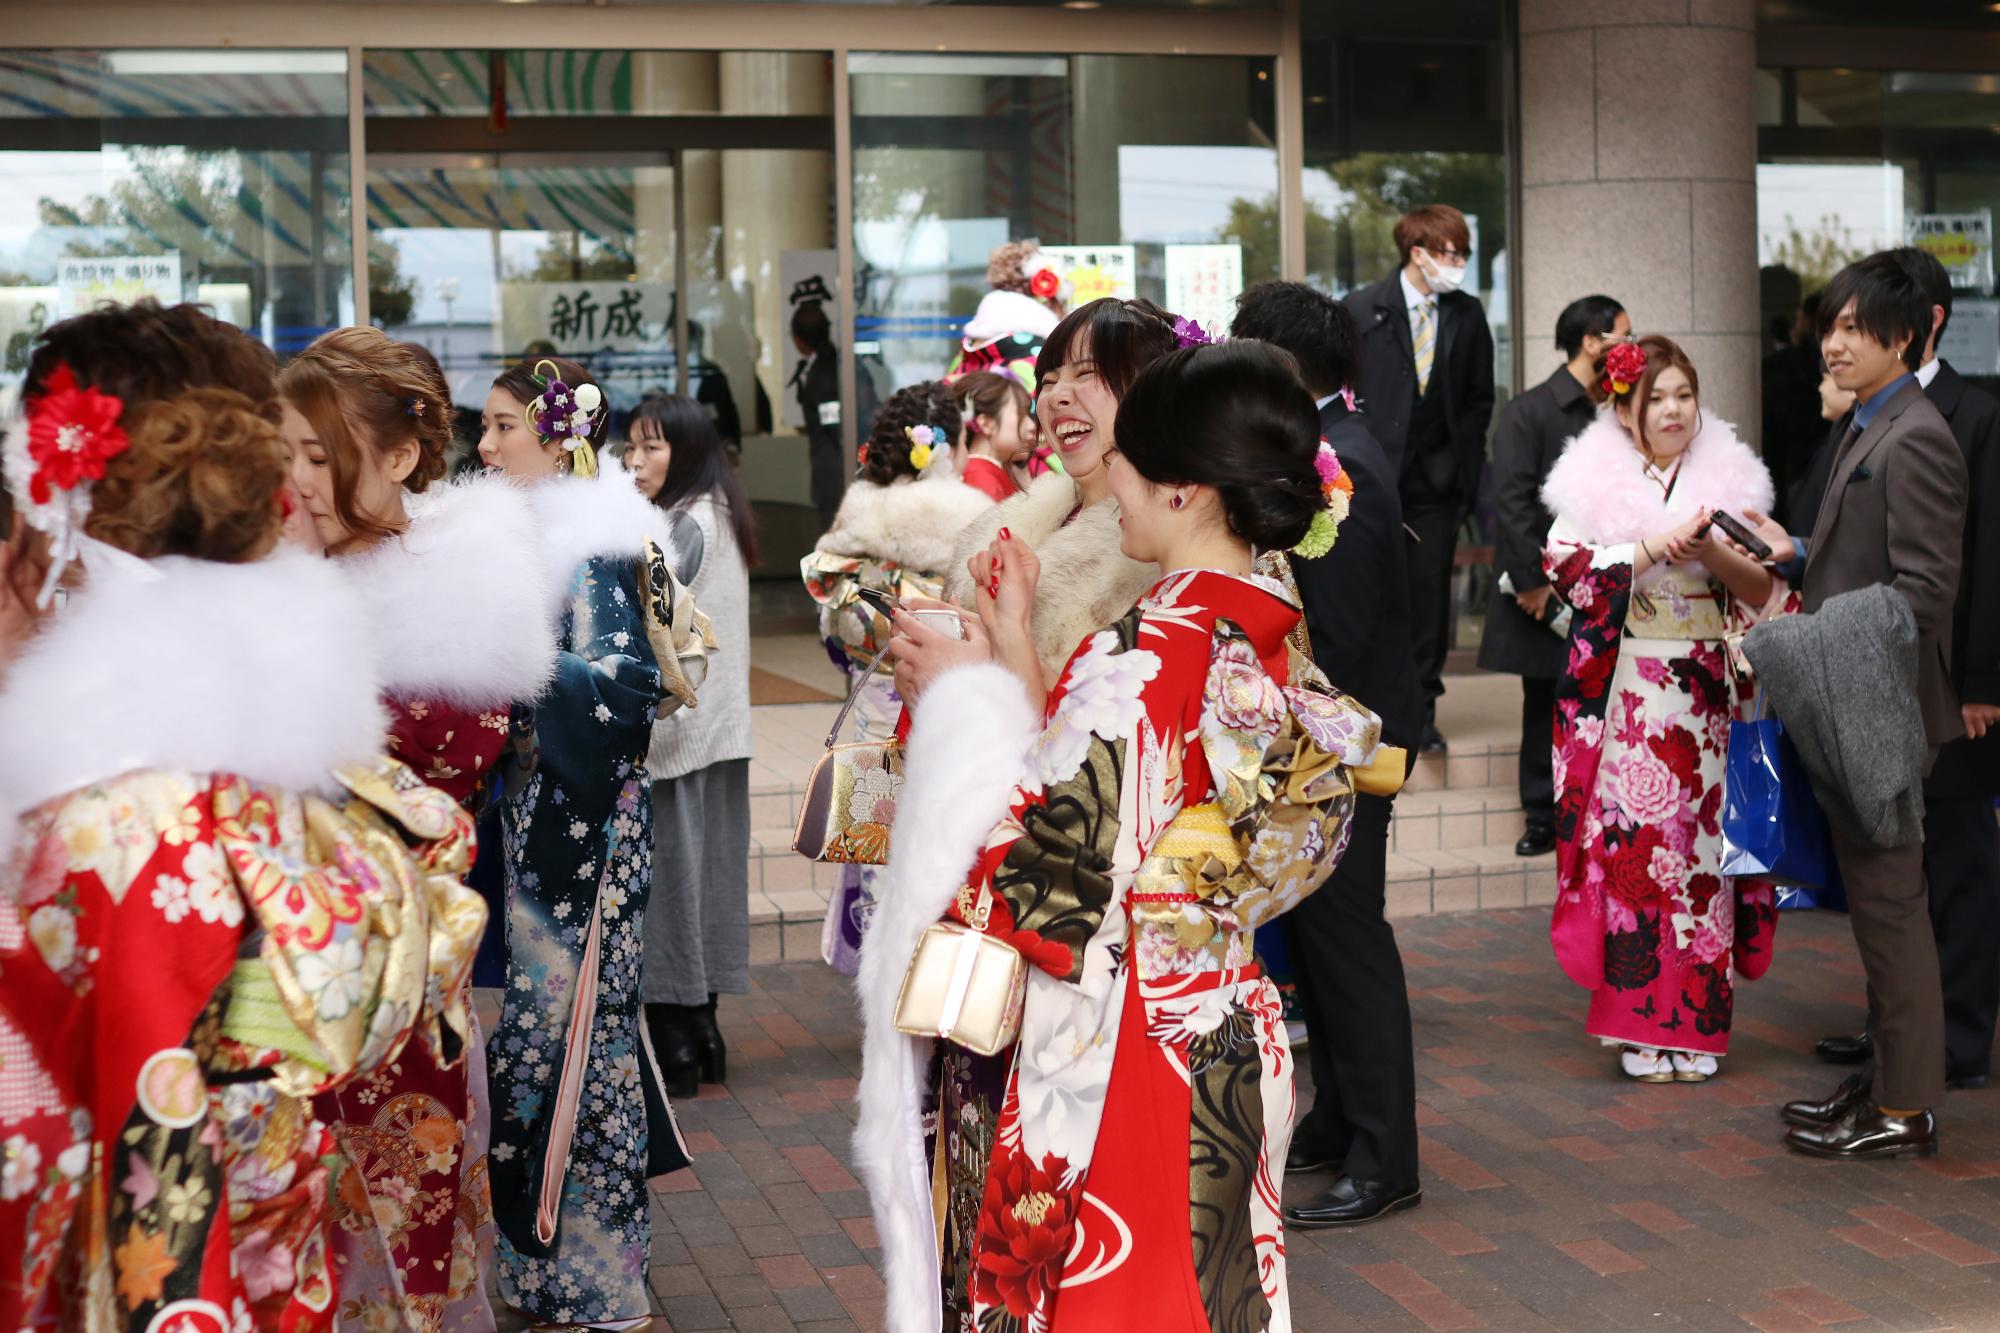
[477,356,691,1329]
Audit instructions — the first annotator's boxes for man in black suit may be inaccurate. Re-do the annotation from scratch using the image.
[1811,247,2000,1090]
[1232,282,1424,1227]
[1345,204,1496,754]
[1477,295,1629,858]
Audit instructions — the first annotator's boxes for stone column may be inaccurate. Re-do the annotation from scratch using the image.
[1518,0,1761,442]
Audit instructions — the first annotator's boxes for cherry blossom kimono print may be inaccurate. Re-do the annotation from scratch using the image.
[1540,414,1795,1057]
[938,570,1375,1333]
[486,549,691,1327]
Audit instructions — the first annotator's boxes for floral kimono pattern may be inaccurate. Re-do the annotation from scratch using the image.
[0,758,484,1333]
[1544,527,1793,1055]
[486,553,691,1327]
[941,570,1376,1333]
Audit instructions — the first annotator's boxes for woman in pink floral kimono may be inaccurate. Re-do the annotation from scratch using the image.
[858,342,1385,1333]
[1540,335,1795,1083]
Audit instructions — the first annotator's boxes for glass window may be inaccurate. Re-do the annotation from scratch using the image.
[0,49,352,382]
[365,50,836,571]
[849,52,1281,392]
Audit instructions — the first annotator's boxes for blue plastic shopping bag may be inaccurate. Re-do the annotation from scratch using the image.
[1720,712,1838,903]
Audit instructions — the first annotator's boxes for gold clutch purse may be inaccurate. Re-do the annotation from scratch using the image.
[793,641,902,865]
[893,882,1026,1056]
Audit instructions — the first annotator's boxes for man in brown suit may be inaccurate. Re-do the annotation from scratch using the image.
[1740,252,1968,1159]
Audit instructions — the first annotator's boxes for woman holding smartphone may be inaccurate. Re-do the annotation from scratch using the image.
[802,380,996,974]
[1540,334,1797,1084]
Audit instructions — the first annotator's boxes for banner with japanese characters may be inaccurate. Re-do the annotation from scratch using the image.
[1908,211,1994,292]
[1042,245,1136,306]
[1163,244,1244,339]
[55,253,184,318]
[498,281,673,358]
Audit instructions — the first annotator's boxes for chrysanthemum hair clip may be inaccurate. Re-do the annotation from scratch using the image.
[526,358,604,478]
[1291,441,1355,560]
[1,362,132,606]
[1173,316,1222,350]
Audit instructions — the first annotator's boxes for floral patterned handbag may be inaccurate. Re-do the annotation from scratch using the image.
[792,640,903,864]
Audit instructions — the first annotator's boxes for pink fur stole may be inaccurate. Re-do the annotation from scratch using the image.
[1540,412,1774,544]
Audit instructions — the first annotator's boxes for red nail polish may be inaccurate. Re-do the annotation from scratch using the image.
[999,527,1011,541]
[989,580,999,597]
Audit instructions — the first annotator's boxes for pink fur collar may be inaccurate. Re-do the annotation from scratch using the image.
[1540,412,1774,544]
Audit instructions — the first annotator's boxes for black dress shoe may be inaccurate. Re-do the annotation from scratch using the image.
[1814,1032,1872,1065]
[691,992,728,1086]
[1283,1177,1422,1229]
[1784,1105,1937,1160]
[1514,823,1556,857]
[645,1003,701,1100]
[1780,1072,1872,1129]
[1948,1072,1989,1091]
[1418,727,1448,755]
[1285,1142,1341,1175]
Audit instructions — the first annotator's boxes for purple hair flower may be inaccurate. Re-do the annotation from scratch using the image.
[1172,316,1217,349]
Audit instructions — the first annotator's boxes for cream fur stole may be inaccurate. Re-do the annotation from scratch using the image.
[852,663,1040,1333]
[344,473,558,707]
[814,471,998,579]
[0,551,389,858]
[1541,412,1774,547]
[944,472,1159,675]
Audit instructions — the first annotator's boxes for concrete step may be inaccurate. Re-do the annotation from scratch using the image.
[1386,840,1558,920]
[1390,784,1528,853]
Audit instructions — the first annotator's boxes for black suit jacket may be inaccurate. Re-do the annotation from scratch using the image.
[1344,271,1496,508]
[1290,398,1423,756]
[1920,361,2000,797]
[1477,364,1596,679]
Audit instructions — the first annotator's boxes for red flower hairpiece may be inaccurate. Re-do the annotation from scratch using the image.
[1602,341,1648,399]
[1030,267,1061,301]
[26,363,128,504]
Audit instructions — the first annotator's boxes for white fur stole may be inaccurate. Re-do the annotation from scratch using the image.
[814,472,998,580]
[343,473,557,707]
[525,455,674,617]
[852,663,1040,1333]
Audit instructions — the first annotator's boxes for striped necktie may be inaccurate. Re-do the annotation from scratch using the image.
[1413,299,1437,395]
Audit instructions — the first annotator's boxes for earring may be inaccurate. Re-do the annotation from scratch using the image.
[1170,493,1187,510]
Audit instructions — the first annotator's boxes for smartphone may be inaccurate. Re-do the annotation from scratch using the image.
[1709,509,1773,561]
[911,608,967,640]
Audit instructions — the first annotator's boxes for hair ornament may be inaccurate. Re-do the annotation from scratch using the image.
[527,358,603,478]
[1173,316,1222,350]
[2,363,132,606]
[407,396,426,417]
[1602,340,1648,399]
[904,423,945,472]
[1291,441,1355,560]
[959,400,980,437]
[1030,267,1062,301]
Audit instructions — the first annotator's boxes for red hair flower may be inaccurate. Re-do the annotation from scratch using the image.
[1029,267,1061,301]
[1602,341,1648,399]
[26,364,128,505]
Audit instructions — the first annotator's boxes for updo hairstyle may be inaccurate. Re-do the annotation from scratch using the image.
[954,370,1032,436]
[22,301,286,563]
[1035,297,1179,402]
[492,354,610,463]
[1112,340,1323,551]
[861,380,960,486]
[278,326,454,542]
[1594,333,1700,454]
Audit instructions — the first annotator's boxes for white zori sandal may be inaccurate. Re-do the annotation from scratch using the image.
[1620,1046,1674,1082]
[1671,1052,1719,1082]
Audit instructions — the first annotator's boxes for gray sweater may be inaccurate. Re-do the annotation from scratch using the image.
[648,492,753,781]
[1741,583,1926,849]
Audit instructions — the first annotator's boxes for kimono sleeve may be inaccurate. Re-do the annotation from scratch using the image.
[960,613,1197,987]
[525,553,665,825]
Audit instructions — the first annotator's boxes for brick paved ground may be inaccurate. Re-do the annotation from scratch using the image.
[508,906,2000,1332]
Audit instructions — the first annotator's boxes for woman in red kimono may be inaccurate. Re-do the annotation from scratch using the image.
[279,327,557,1332]
[860,341,1386,1333]
[0,302,484,1332]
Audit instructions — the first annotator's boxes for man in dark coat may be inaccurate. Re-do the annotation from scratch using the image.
[1744,252,1967,1160]
[1345,204,1496,754]
[1232,282,1424,1227]
[790,300,844,530]
[1477,295,1629,857]
[1810,248,2000,1090]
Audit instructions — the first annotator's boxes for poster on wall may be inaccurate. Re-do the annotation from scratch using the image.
[55,253,184,317]
[498,281,673,358]
[1163,243,1244,337]
[1908,211,1994,292]
[780,248,838,430]
[1043,245,1136,306]
[1940,298,2000,376]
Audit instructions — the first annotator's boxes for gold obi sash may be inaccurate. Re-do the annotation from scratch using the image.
[1627,571,1727,642]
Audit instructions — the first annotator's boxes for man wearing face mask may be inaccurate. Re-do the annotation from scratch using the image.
[1347,204,1497,754]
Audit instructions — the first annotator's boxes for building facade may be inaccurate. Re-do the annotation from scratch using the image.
[4,1,1997,569]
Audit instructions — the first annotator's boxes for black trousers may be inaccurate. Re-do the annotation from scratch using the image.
[1924,796,2000,1079]
[1281,794,1419,1186]
[1519,675,1557,827]
[1403,499,1459,732]
[809,433,845,532]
